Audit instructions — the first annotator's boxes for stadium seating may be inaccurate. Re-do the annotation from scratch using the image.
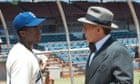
[1,30,137,44]
[40,33,80,43]
[111,30,137,38]
[0,2,22,21]
[18,2,55,18]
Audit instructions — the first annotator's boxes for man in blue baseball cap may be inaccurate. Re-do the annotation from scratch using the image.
[6,11,45,84]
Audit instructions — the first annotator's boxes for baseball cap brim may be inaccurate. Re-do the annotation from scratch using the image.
[25,18,45,27]
[78,17,118,29]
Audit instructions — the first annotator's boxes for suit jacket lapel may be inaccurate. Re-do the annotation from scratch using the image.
[94,37,115,58]
[86,37,115,81]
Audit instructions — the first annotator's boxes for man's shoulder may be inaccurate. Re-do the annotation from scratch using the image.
[108,41,128,51]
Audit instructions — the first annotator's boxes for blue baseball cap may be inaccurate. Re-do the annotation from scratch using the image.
[13,11,45,31]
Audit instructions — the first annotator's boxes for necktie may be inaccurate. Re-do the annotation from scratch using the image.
[89,42,96,52]
[88,42,96,66]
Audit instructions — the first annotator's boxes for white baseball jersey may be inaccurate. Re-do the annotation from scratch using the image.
[6,42,42,84]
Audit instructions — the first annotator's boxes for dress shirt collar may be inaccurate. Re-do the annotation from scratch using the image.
[95,34,111,51]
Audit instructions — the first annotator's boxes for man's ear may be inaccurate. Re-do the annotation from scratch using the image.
[97,26,104,33]
[19,31,25,37]
[97,28,100,32]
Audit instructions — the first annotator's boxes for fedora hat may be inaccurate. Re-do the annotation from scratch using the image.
[78,6,118,29]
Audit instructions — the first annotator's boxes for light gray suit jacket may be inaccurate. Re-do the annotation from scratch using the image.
[85,37,133,84]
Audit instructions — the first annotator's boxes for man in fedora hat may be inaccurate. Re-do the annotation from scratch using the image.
[6,11,45,84]
[78,6,133,84]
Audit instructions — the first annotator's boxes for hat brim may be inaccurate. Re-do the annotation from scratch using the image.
[78,17,118,29]
[25,18,45,27]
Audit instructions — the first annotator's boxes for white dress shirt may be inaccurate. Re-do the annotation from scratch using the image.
[89,34,111,65]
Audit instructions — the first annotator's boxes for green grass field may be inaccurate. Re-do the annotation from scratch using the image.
[54,71,140,84]
[1,71,140,84]
[134,71,140,84]
[54,76,85,84]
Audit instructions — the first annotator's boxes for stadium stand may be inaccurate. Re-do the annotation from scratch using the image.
[0,2,22,21]
[0,29,137,43]
[0,1,140,33]
[18,2,54,18]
